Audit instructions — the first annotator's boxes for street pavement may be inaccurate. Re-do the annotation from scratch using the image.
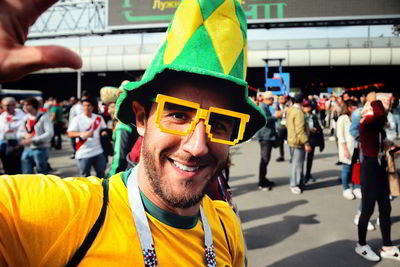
[48,136,400,267]
[229,138,400,267]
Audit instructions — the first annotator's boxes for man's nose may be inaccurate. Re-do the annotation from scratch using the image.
[182,120,209,157]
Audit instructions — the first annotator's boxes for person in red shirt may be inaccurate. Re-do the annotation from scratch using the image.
[355,88,400,262]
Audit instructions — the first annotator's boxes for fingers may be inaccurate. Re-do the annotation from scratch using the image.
[0,45,82,82]
[36,45,82,69]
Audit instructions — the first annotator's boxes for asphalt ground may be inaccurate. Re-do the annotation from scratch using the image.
[47,136,400,267]
[229,138,400,267]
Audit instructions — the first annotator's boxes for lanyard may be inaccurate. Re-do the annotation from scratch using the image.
[127,166,216,267]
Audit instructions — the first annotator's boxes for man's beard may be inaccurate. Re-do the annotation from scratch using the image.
[141,136,226,209]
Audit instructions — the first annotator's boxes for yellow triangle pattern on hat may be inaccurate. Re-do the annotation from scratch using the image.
[164,0,203,65]
[116,0,267,146]
[204,0,244,75]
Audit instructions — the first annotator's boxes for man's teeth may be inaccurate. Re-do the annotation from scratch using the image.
[173,161,200,171]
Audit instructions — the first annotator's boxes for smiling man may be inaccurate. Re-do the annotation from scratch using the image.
[0,0,265,266]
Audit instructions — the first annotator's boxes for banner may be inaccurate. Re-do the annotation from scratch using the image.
[108,0,400,30]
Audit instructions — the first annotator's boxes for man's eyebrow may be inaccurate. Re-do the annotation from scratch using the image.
[164,102,195,111]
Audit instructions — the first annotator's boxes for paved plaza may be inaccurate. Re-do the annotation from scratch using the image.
[48,136,400,267]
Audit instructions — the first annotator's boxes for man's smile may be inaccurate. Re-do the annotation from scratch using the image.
[167,157,210,174]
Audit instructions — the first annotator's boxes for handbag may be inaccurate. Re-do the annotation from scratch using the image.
[352,160,361,185]
[351,145,361,185]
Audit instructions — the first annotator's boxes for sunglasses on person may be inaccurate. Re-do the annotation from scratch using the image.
[154,94,250,146]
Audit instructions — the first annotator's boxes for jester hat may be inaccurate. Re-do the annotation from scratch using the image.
[116,0,266,143]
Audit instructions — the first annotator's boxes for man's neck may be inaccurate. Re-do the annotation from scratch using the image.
[84,112,92,118]
[137,164,201,217]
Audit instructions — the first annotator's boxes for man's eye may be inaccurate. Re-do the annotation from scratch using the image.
[169,112,189,121]
[210,121,228,132]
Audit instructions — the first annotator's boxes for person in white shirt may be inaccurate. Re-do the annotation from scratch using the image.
[67,97,107,178]
[336,99,360,200]
[18,97,53,174]
[68,96,83,159]
[0,97,25,174]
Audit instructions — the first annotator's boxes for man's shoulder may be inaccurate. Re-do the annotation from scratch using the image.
[0,175,106,265]
[0,174,106,235]
[74,113,87,121]
[288,105,301,114]
[92,113,103,119]
[37,112,49,121]
[0,174,103,200]
[15,109,25,118]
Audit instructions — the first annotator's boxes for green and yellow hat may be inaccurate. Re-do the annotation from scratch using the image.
[116,0,266,143]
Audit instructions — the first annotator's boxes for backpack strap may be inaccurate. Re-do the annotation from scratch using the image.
[65,178,109,267]
[24,113,45,134]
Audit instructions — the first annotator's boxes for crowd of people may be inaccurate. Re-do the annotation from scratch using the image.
[252,88,400,261]
[0,94,117,178]
[0,0,399,266]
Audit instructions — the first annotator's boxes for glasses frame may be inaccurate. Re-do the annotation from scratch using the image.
[154,94,250,146]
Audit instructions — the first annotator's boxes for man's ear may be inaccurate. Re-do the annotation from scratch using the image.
[132,101,146,136]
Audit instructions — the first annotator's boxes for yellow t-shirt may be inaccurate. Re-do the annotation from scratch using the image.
[0,172,245,267]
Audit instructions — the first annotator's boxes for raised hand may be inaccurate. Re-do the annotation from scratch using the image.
[0,0,82,82]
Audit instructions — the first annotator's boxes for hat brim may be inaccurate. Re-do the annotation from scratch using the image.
[116,65,266,144]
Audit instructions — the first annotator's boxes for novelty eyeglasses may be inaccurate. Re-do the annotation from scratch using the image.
[154,94,250,146]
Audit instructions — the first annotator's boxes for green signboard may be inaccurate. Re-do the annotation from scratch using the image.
[108,0,400,30]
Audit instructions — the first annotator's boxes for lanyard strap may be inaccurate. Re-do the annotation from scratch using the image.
[127,166,216,267]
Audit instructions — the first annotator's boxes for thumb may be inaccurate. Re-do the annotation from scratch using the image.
[0,45,82,82]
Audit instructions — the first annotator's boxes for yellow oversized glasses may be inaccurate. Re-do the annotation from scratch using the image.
[154,94,250,146]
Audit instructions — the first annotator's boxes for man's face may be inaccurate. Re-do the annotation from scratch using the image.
[2,101,15,114]
[279,96,285,104]
[139,83,231,209]
[343,94,349,101]
[24,103,35,115]
[337,96,343,105]
[83,102,93,115]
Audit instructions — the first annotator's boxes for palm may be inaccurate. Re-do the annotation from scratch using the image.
[0,0,82,82]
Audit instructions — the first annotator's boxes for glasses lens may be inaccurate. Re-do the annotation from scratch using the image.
[208,112,241,142]
[159,102,197,134]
